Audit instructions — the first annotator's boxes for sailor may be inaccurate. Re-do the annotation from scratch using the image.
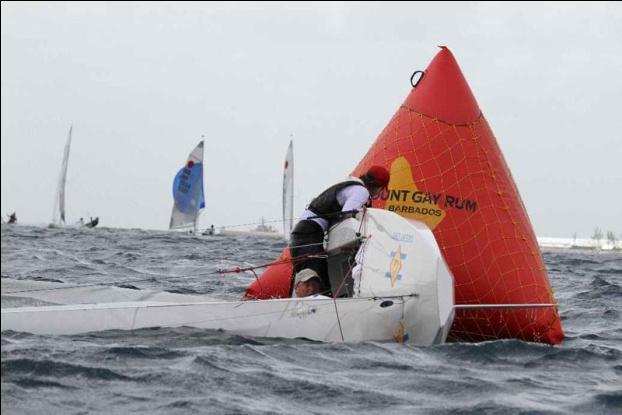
[288,165,390,296]
[7,212,17,224]
[292,268,328,298]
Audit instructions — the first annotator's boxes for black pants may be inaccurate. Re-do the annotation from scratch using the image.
[289,219,329,296]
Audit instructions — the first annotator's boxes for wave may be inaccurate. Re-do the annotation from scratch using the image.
[2,358,131,380]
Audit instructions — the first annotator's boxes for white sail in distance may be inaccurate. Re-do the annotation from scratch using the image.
[52,126,73,226]
[169,141,205,233]
[282,139,294,240]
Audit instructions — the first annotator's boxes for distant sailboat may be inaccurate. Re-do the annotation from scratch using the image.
[51,126,73,227]
[6,212,17,225]
[169,141,205,234]
[84,217,99,228]
[49,126,99,229]
[282,139,294,240]
[215,141,292,239]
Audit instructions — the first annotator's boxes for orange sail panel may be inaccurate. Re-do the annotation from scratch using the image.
[245,47,563,345]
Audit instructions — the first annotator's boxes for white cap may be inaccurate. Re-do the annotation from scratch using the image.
[294,268,320,286]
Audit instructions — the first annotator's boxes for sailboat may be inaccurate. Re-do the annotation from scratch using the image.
[214,141,293,239]
[169,141,205,234]
[49,126,99,229]
[50,126,73,228]
[1,208,457,345]
[282,139,294,241]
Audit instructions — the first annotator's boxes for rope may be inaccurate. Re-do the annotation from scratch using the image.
[329,250,361,342]
[211,209,360,232]
[326,209,369,342]
[216,253,327,275]
[333,298,345,342]
[2,251,328,295]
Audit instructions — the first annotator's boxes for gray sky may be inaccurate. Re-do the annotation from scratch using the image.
[2,2,621,238]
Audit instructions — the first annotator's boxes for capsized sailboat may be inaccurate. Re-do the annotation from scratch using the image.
[1,208,456,345]
[169,141,205,234]
[283,139,294,240]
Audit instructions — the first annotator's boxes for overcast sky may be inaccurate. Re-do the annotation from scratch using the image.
[2,2,621,238]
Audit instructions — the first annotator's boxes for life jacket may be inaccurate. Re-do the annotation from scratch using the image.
[307,179,367,219]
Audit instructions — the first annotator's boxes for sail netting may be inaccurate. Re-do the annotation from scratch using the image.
[245,47,563,344]
[169,141,205,230]
[352,47,563,344]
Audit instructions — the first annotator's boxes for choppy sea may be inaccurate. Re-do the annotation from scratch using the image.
[1,225,621,414]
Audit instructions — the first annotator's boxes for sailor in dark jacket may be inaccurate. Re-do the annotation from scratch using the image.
[288,166,390,296]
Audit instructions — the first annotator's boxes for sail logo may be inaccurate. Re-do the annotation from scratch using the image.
[385,246,407,287]
[371,157,477,230]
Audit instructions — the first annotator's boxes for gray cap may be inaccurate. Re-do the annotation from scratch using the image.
[294,268,320,286]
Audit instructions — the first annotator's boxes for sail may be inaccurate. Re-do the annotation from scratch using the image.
[282,139,294,239]
[169,141,205,231]
[52,126,72,225]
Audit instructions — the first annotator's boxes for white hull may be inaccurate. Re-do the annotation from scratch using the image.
[2,209,455,345]
[1,295,448,344]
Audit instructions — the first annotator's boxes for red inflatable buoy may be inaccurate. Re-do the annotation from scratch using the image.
[244,47,564,345]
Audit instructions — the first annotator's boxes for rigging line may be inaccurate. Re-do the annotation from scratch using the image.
[328,231,365,342]
[327,235,372,341]
[216,253,327,275]
[2,273,221,295]
[1,269,232,295]
[332,298,345,342]
[210,209,361,231]
[4,253,331,295]
[3,268,231,295]
[287,241,326,250]
[2,277,160,295]
[331,249,359,300]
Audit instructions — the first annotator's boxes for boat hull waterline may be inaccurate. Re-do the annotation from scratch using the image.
[1,295,452,345]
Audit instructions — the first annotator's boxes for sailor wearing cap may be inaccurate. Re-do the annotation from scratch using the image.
[288,166,391,297]
[292,268,329,298]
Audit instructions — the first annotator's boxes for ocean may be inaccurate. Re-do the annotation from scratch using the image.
[1,225,621,414]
